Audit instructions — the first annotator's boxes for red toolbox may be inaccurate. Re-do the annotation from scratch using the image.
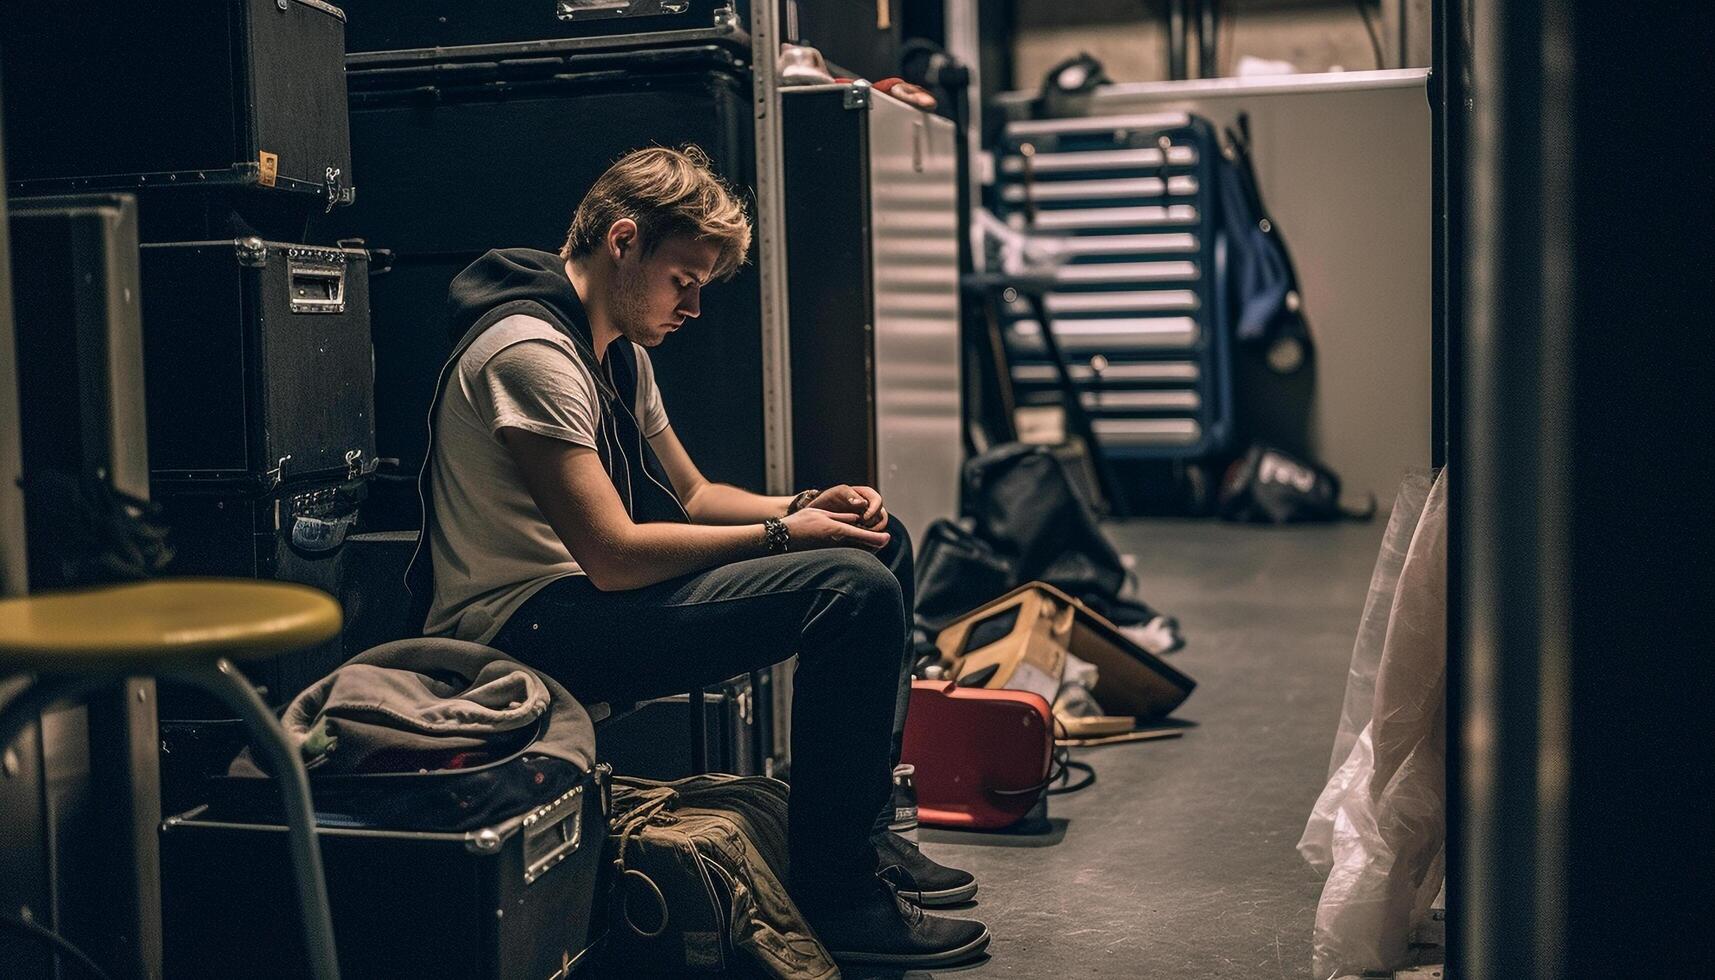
[900,680,1055,830]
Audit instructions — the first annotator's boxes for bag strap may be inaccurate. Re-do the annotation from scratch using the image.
[608,786,682,940]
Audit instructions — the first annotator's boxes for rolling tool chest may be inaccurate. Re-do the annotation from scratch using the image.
[994,111,1233,458]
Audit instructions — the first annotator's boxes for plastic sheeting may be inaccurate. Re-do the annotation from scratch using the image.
[1299,469,1447,979]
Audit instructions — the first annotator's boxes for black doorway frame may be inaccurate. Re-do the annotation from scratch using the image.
[1446,2,1715,976]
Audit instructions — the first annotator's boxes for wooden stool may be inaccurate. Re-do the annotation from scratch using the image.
[0,579,344,980]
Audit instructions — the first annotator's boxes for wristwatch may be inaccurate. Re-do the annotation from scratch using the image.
[786,488,820,514]
[762,517,791,554]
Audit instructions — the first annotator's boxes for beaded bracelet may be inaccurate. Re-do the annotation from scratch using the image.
[763,517,791,554]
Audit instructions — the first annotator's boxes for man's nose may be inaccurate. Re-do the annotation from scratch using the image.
[678,286,702,319]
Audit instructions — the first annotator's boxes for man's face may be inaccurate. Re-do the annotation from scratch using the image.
[609,234,720,348]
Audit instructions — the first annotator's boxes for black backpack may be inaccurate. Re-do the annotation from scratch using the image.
[962,444,1127,609]
[19,468,172,589]
[1217,444,1375,524]
[913,518,1015,634]
[912,444,1185,655]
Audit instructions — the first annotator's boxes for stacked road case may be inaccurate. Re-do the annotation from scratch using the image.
[3,191,166,980]
[2,0,377,710]
[323,43,766,531]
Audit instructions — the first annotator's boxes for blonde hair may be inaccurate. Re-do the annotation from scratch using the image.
[561,145,752,281]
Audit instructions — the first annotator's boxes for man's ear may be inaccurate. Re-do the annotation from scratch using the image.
[606,218,639,261]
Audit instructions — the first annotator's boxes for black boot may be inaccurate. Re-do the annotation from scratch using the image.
[874,829,979,906]
[799,871,990,967]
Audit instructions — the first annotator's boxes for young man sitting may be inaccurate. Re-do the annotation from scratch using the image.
[413,146,988,966]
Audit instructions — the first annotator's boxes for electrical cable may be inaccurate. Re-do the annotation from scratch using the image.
[0,911,114,980]
[1049,751,1097,795]
[1356,0,1387,69]
[1045,718,1095,795]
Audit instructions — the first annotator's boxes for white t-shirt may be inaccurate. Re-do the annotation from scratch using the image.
[423,314,669,643]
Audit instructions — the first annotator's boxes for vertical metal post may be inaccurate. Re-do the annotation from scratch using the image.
[751,0,799,777]
[1457,2,1715,976]
[1196,0,1221,78]
[751,0,793,497]
[945,0,986,274]
[1398,0,1412,69]
[1167,0,1190,80]
[0,75,24,600]
[687,688,708,775]
[1431,0,1464,472]
[1432,0,1465,974]
[1458,0,1575,972]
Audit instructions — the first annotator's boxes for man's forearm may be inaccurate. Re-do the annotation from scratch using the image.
[595,519,769,591]
[683,481,795,524]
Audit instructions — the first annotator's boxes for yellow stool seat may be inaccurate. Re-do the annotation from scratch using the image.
[0,577,347,978]
[0,579,341,669]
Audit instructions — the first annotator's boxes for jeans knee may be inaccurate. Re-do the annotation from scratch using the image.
[828,550,903,613]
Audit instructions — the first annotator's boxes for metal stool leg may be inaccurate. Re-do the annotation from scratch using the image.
[186,658,341,980]
[688,687,708,775]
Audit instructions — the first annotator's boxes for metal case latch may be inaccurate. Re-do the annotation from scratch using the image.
[521,784,586,885]
[286,247,348,314]
[322,166,344,212]
[265,454,293,491]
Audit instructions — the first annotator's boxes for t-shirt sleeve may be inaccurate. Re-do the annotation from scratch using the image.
[634,345,671,438]
[472,339,600,450]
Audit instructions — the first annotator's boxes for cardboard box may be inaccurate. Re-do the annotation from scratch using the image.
[938,582,1196,720]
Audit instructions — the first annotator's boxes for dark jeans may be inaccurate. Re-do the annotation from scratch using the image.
[491,521,916,900]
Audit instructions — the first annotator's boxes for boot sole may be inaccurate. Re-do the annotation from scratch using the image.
[914,880,979,907]
[828,927,991,967]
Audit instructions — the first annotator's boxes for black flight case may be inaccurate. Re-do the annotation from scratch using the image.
[139,239,375,496]
[318,44,764,531]
[596,676,773,779]
[160,765,611,979]
[342,0,747,64]
[139,238,376,708]
[341,0,907,84]
[0,0,355,220]
[4,194,154,590]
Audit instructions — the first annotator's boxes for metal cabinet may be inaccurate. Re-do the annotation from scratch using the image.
[782,83,962,533]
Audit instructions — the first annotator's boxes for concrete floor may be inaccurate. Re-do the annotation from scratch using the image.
[846,517,1385,980]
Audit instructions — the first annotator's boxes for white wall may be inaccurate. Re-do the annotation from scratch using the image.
[1012,0,1433,87]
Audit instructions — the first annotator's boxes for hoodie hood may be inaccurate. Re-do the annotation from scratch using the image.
[446,247,595,349]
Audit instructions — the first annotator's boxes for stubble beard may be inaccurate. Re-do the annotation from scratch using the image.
[610,262,665,348]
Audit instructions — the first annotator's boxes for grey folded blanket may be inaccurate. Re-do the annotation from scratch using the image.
[235,638,594,776]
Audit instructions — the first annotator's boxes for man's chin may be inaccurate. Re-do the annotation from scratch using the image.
[622,327,671,347]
